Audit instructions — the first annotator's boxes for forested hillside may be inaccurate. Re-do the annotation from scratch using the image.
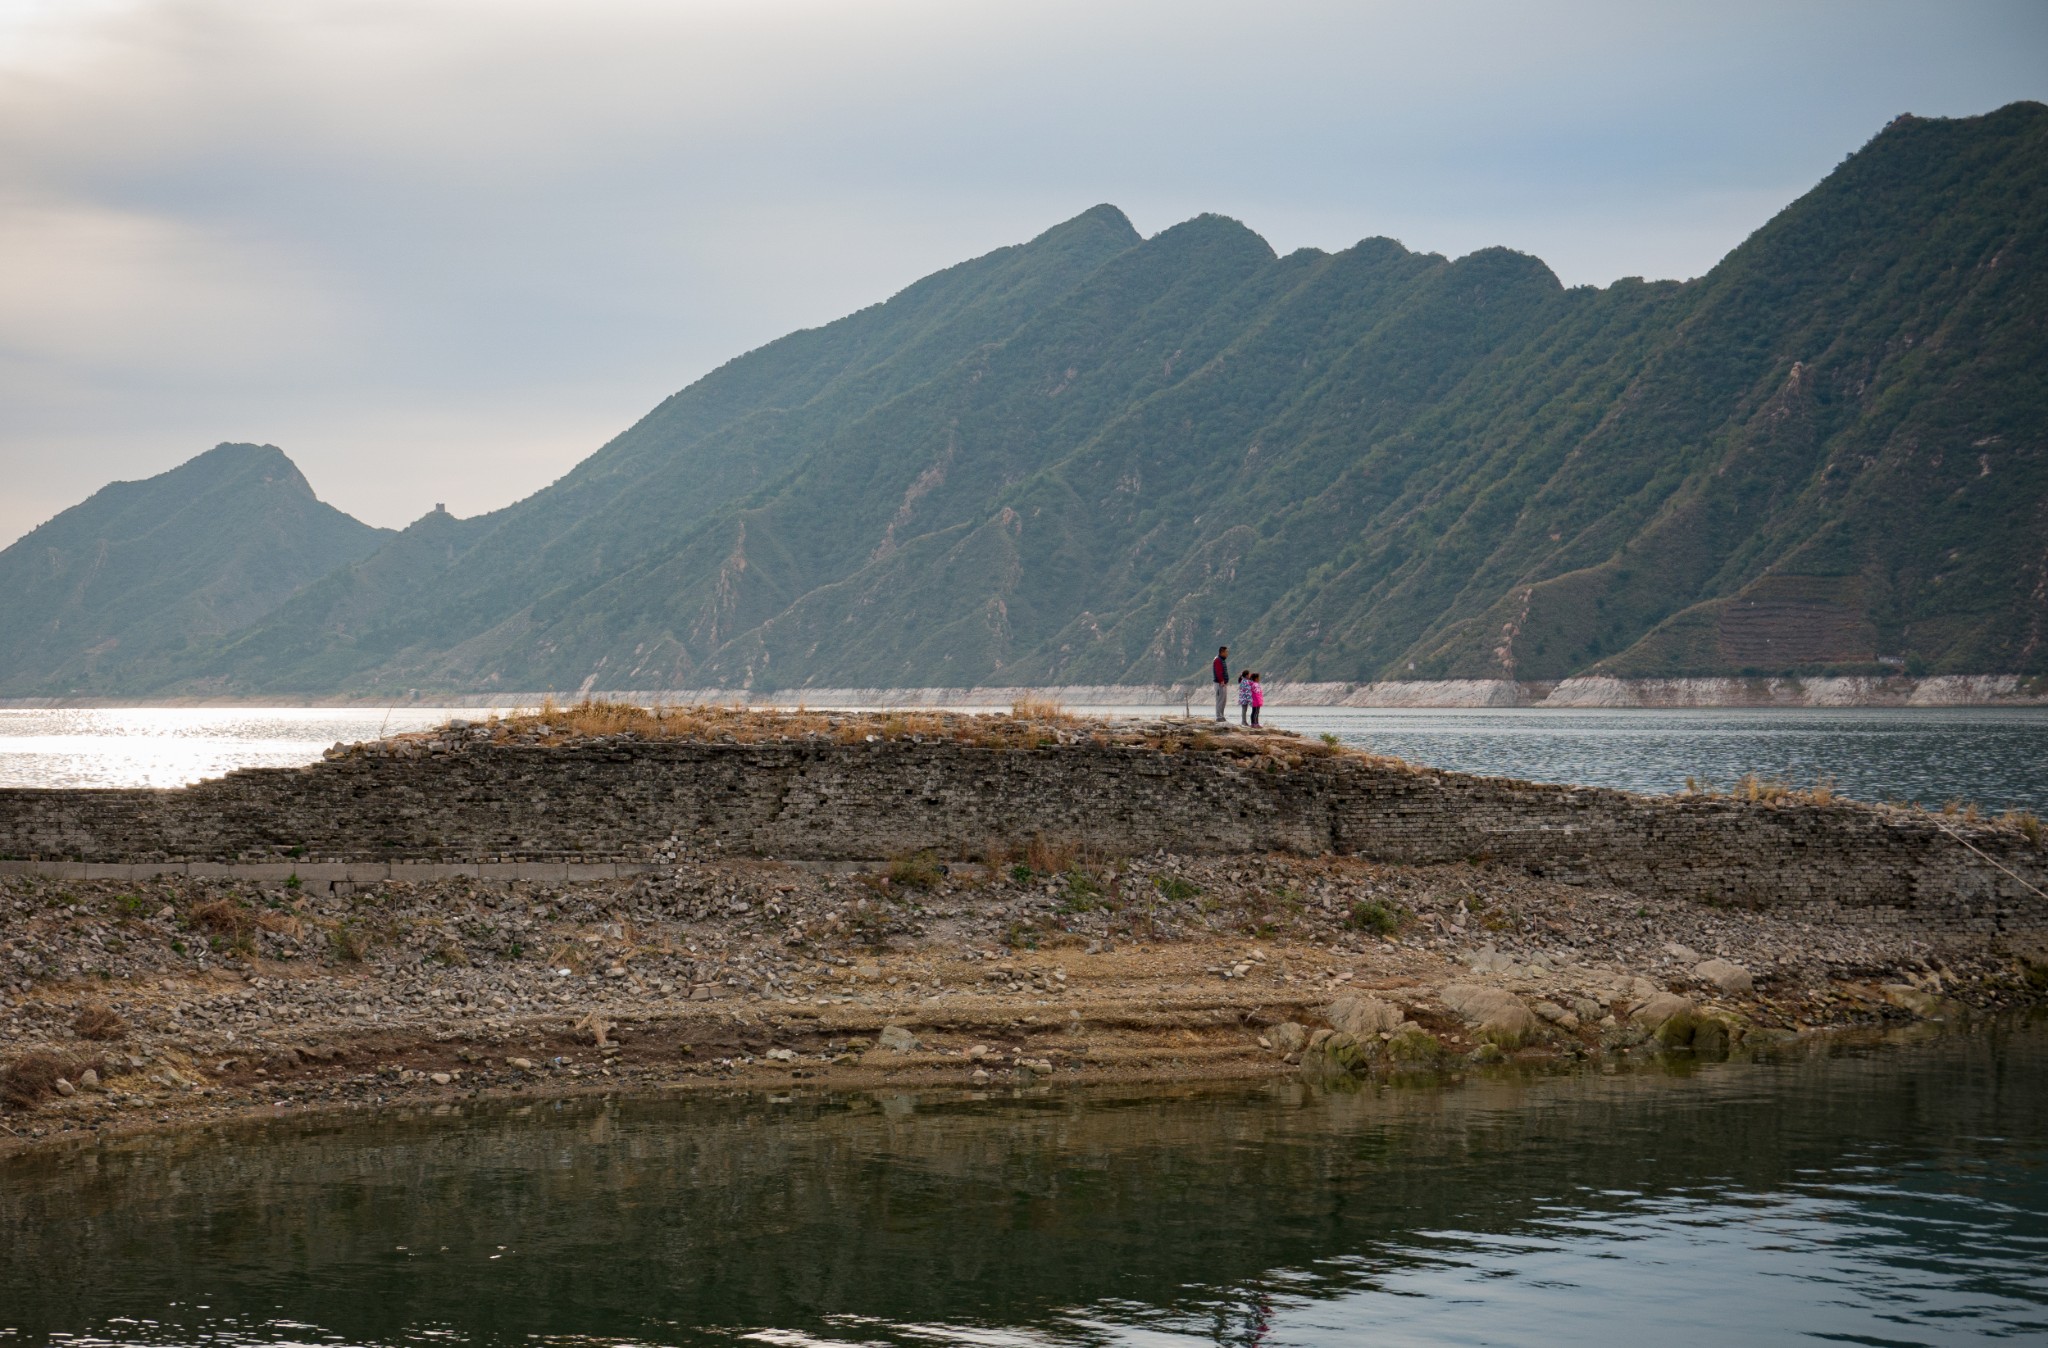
[12,103,2044,698]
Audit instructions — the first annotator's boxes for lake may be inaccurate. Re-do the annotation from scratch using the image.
[2,1020,2043,1346]
[4,704,2047,813]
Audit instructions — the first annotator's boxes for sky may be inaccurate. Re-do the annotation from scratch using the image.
[2,0,2045,548]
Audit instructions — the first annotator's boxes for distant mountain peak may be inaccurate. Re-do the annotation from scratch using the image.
[0,444,388,694]
[24,102,2048,697]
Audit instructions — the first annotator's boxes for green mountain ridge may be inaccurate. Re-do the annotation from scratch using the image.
[0,443,392,692]
[12,105,2047,697]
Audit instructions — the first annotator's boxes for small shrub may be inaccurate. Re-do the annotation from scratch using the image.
[1346,900,1405,936]
[285,872,302,890]
[1025,837,1078,874]
[1010,696,1072,722]
[72,1004,127,1041]
[1478,907,1520,934]
[1735,774,1792,804]
[114,894,148,917]
[1060,869,1103,912]
[1153,875,1200,903]
[887,851,944,890]
[2000,810,2043,845]
[190,897,255,939]
[1009,864,1035,886]
[2,1053,78,1110]
[1319,732,1341,748]
[329,924,369,963]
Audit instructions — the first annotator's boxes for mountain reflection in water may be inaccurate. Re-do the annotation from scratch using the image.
[3,1021,2045,1347]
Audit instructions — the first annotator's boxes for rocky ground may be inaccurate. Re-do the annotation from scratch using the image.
[6,844,2045,1153]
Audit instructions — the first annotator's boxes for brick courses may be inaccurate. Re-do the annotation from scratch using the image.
[1,737,2042,929]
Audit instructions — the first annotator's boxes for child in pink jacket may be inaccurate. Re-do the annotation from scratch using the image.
[1248,673,1265,726]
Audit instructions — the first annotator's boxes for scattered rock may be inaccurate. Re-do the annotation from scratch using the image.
[54,1078,75,1096]
[1694,958,1754,996]
[429,1072,452,1086]
[1664,942,1702,963]
[1531,1000,1579,1030]
[508,1057,535,1070]
[78,1068,99,1090]
[878,1025,921,1053]
[1269,1021,1308,1056]
[764,1047,798,1062]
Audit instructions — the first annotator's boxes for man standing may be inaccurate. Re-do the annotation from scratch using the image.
[1211,646,1229,722]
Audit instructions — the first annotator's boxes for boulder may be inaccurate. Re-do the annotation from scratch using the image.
[1694,958,1754,996]
[1300,1031,1369,1077]
[1269,1021,1308,1056]
[1630,991,1695,1029]
[1384,1025,1447,1065]
[1531,1000,1579,1030]
[1438,984,1539,1035]
[1464,944,1511,974]
[1880,984,1954,1019]
[878,1025,922,1052]
[1322,994,1402,1039]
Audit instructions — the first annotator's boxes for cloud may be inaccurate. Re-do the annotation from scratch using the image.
[0,0,2043,546]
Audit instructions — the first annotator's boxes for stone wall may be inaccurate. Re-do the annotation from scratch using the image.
[1,738,2043,927]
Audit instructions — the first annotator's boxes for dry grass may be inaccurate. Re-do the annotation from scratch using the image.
[1010,695,1073,722]
[1025,836,1082,875]
[2000,810,2043,845]
[72,1004,127,1041]
[1683,774,1848,808]
[189,896,254,938]
[369,699,1374,766]
[2,1051,88,1109]
[886,850,945,890]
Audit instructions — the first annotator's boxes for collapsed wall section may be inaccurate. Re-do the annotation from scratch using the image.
[0,739,2041,928]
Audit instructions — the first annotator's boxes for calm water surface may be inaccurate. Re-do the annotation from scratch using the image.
[2,1022,2044,1346]
[4,705,2047,812]
[1261,705,2048,813]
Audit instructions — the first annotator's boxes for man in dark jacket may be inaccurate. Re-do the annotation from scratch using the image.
[1211,646,1229,722]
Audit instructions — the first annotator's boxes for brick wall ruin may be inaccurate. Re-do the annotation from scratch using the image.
[1,738,2042,929]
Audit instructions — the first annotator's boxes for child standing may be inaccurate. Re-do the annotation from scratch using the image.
[1249,673,1265,726]
[1237,671,1252,724]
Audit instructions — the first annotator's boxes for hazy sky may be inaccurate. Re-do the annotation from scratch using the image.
[3,0,2044,547]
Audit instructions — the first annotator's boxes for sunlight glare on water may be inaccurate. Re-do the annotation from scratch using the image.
[0,708,498,788]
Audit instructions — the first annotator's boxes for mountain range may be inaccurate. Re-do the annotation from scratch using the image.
[3,101,2044,698]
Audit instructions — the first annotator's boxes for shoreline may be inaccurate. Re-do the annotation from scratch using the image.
[6,848,2044,1158]
[4,672,2046,711]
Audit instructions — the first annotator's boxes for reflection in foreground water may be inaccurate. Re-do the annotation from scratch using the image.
[3,1022,2046,1347]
